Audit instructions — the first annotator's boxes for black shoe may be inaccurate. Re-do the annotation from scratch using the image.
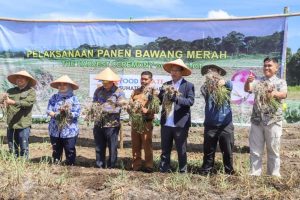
[132,168,142,172]
[143,168,154,173]
[159,168,172,173]
[225,170,236,175]
[199,168,211,176]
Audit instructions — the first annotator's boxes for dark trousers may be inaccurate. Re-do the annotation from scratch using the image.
[93,126,120,168]
[159,126,188,173]
[201,122,234,174]
[50,136,78,165]
[7,128,30,159]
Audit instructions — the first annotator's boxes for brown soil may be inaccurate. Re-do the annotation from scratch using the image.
[0,123,300,199]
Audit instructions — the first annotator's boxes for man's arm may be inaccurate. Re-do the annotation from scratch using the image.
[272,80,287,100]
[244,74,255,93]
[6,89,36,108]
[176,83,195,106]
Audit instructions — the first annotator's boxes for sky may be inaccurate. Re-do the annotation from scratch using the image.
[0,0,299,52]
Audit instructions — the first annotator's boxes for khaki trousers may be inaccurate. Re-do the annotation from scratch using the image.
[249,121,282,176]
[131,121,153,170]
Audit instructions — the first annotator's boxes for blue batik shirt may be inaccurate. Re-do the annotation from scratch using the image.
[93,85,125,127]
[47,91,81,138]
[201,81,233,127]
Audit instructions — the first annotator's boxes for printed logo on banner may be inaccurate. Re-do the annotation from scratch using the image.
[89,74,170,98]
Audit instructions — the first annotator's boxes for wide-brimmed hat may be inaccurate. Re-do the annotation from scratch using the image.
[7,70,37,87]
[50,75,79,90]
[201,64,227,76]
[95,67,120,81]
[163,59,192,76]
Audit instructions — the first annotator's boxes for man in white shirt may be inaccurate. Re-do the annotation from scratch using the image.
[158,59,195,173]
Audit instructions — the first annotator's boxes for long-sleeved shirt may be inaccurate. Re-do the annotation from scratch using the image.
[201,80,233,127]
[93,85,125,127]
[6,86,36,129]
[47,92,80,138]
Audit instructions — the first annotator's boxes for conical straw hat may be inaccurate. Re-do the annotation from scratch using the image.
[95,67,120,81]
[163,59,192,76]
[50,75,79,90]
[7,70,37,87]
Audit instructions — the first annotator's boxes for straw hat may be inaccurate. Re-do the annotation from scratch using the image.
[163,59,192,76]
[50,75,79,90]
[95,67,120,81]
[7,70,37,87]
[201,64,226,76]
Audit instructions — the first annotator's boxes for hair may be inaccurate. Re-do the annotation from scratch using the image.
[264,57,279,64]
[141,71,153,79]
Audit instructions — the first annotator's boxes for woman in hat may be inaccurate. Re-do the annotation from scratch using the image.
[199,64,235,175]
[93,67,126,169]
[5,70,37,159]
[47,75,80,165]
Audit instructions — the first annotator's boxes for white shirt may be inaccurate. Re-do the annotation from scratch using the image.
[165,78,183,127]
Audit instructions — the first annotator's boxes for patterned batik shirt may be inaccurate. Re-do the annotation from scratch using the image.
[93,85,125,127]
[251,75,287,126]
[47,92,81,138]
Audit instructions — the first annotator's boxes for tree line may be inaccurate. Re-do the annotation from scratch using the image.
[76,31,284,56]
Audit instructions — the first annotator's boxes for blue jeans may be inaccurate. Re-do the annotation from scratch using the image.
[7,127,30,159]
[50,136,78,165]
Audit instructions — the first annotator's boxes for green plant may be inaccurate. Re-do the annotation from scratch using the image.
[284,104,300,123]
[32,117,50,124]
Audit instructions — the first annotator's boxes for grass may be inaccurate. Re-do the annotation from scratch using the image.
[0,137,70,199]
[287,86,300,100]
[288,86,300,92]
[0,143,299,199]
[0,124,299,199]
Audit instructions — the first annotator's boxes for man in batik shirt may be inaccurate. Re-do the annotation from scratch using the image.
[93,67,125,168]
[244,57,287,177]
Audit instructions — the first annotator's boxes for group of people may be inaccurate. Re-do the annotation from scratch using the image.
[3,57,287,177]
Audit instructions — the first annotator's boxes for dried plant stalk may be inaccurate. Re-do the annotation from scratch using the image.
[82,102,103,126]
[0,93,8,121]
[143,87,160,114]
[162,85,180,116]
[128,100,145,133]
[204,72,230,108]
[56,103,72,130]
[253,81,280,113]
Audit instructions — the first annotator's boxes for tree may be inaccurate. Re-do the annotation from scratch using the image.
[286,48,300,85]
[221,31,245,55]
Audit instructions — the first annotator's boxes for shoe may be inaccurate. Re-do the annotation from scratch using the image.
[132,168,142,171]
[199,168,211,176]
[143,168,153,173]
[225,170,236,175]
[159,168,172,173]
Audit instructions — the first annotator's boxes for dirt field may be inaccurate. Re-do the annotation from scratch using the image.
[0,123,300,200]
